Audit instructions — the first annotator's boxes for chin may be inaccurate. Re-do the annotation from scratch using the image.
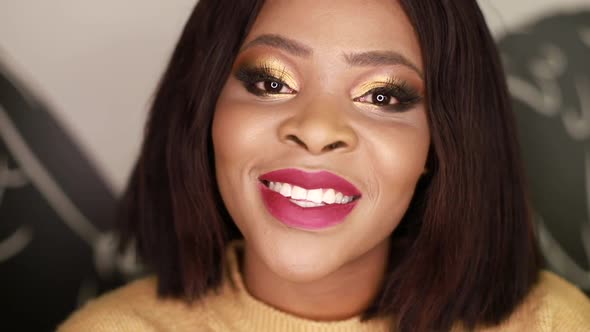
[255,234,345,283]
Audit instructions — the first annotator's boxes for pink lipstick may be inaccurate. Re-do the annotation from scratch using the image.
[258,168,361,230]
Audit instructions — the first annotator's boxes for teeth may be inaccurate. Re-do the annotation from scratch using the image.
[265,181,356,206]
[306,189,323,204]
[290,199,325,208]
[323,189,336,204]
[335,192,343,204]
[291,185,307,200]
[279,183,291,196]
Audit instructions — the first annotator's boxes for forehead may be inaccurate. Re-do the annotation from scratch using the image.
[245,0,423,70]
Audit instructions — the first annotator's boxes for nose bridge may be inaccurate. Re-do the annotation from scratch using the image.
[278,94,358,154]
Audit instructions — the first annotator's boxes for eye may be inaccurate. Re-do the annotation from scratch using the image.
[253,79,295,95]
[355,87,398,106]
[353,81,422,112]
[234,66,297,97]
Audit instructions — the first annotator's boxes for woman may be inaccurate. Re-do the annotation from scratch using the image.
[59,0,590,331]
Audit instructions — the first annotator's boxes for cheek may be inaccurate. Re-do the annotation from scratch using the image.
[212,90,251,201]
[212,98,268,170]
[212,97,262,234]
[212,91,280,211]
[367,136,428,240]
[377,136,427,183]
[362,118,430,213]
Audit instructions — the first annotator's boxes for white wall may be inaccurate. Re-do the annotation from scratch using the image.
[0,0,588,193]
[0,0,196,193]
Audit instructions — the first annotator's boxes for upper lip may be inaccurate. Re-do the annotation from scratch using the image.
[258,168,362,197]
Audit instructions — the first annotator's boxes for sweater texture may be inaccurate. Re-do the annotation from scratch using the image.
[58,242,590,331]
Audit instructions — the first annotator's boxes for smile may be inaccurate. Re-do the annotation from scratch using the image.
[264,181,356,206]
[258,168,362,230]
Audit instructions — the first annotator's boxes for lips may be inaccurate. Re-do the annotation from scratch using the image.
[259,169,362,197]
[258,168,362,230]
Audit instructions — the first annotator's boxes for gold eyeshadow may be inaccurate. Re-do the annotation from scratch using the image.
[233,57,421,112]
[350,75,422,112]
[236,57,299,90]
[351,76,403,97]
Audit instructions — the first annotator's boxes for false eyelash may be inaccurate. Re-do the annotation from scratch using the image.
[361,78,423,112]
[234,64,292,96]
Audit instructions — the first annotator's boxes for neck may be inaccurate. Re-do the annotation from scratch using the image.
[241,240,390,321]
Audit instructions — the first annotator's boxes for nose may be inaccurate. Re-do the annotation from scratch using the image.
[277,96,358,155]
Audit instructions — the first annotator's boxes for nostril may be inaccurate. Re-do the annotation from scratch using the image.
[286,134,307,149]
[323,141,345,152]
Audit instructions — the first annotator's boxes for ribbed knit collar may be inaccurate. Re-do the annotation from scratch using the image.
[219,241,392,332]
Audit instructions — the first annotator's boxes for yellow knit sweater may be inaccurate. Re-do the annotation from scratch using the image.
[58,243,590,331]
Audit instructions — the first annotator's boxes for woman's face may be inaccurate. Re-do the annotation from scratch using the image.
[213,0,429,282]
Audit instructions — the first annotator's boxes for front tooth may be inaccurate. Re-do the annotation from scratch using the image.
[279,183,292,197]
[291,199,308,207]
[335,192,343,204]
[291,185,307,200]
[307,189,323,204]
[323,189,336,204]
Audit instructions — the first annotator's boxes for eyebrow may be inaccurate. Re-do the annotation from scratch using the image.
[344,51,423,78]
[241,33,423,78]
[241,34,312,57]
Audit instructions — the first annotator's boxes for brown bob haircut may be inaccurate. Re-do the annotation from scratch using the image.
[118,0,542,331]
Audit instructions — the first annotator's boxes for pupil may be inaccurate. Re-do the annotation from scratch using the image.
[374,93,389,105]
[265,81,282,92]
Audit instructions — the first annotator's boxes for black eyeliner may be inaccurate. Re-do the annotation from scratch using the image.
[370,79,423,112]
[234,66,276,96]
[233,63,294,97]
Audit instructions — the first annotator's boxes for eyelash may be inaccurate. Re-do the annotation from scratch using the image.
[234,66,422,112]
[353,79,422,112]
[234,65,295,97]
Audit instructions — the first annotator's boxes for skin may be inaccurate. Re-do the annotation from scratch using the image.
[212,0,429,321]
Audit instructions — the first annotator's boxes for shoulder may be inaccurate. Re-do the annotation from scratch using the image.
[57,276,217,332]
[57,277,162,331]
[535,270,590,330]
[484,270,590,332]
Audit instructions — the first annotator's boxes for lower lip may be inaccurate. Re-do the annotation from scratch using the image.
[258,182,358,230]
